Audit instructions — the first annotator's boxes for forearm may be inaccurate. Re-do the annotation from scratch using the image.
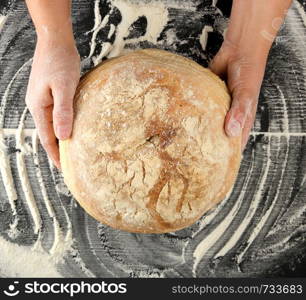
[227,0,293,58]
[25,0,74,44]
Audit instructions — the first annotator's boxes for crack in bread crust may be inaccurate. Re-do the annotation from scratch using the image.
[59,49,242,233]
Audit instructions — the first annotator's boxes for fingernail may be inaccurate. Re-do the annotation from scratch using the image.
[228,118,242,137]
[55,125,71,140]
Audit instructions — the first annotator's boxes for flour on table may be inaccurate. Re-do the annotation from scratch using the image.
[0,236,61,277]
[0,15,7,32]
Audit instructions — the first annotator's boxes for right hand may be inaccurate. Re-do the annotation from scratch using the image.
[25,35,80,169]
[210,0,291,151]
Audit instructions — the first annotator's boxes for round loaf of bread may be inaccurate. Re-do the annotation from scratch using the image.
[59,49,241,233]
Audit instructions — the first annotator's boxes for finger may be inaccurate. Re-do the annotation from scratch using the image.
[224,90,258,152]
[31,104,61,169]
[224,56,266,149]
[26,86,61,168]
[51,81,76,141]
[225,88,254,137]
[241,103,258,150]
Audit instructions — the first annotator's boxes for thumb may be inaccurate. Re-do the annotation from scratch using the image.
[224,56,267,148]
[52,85,75,140]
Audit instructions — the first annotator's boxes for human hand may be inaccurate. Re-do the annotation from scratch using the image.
[25,36,80,169]
[210,0,292,151]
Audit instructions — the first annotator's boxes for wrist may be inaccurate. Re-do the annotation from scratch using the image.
[227,0,292,55]
[36,27,76,48]
[26,0,75,45]
[34,11,75,45]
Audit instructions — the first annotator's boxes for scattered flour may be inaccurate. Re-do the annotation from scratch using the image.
[0,236,62,277]
[199,25,213,51]
[0,15,7,32]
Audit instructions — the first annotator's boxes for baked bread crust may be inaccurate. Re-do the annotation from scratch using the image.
[59,49,241,233]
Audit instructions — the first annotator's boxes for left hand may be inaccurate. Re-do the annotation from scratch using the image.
[25,35,80,169]
[210,0,292,150]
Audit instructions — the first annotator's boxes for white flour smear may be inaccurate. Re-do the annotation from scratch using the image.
[0,236,61,277]
[0,15,7,32]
